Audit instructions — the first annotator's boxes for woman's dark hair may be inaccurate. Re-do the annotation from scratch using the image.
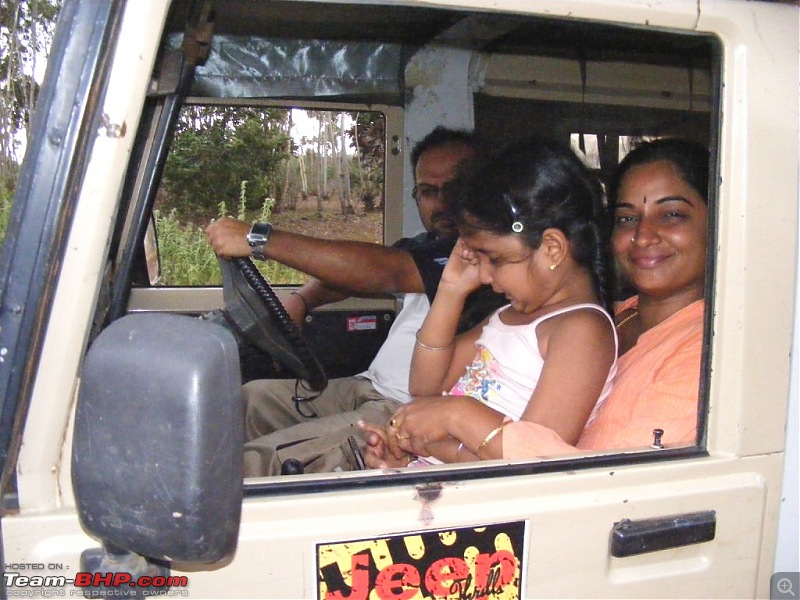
[453,138,613,312]
[606,138,710,210]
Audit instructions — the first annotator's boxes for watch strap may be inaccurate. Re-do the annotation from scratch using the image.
[251,244,267,260]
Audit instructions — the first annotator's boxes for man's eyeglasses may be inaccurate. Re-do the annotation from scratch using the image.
[412,184,447,202]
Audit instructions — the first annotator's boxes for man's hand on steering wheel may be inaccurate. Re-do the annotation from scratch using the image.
[205,217,252,258]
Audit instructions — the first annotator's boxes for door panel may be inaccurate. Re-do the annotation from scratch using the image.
[0,453,777,598]
[148,454,777,598]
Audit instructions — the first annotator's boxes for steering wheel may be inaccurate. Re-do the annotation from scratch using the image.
[218,256,327,392]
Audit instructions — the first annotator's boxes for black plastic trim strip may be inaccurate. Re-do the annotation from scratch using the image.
[244,446,706,498]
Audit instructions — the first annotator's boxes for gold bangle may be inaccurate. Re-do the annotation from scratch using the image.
[414,329,454,351]
[476,419,510,454]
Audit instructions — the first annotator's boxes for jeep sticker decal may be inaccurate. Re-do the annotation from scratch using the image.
[317,521,526,599]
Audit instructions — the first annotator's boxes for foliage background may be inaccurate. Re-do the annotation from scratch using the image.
[1,1,61,233]
[0,2,386,287]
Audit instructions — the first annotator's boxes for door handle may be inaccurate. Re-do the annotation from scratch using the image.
[610,510,716,557]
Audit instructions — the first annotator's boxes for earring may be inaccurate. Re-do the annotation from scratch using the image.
[549,264,556,271]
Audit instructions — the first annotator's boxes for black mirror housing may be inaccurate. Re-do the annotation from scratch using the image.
[72,313,243,563]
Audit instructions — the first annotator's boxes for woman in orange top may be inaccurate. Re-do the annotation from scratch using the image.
[503,137,709,457]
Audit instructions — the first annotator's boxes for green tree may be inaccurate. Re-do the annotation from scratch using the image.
[349,112,384,211]
[162,105,292,218]
[0,0,61,241]
[1,0,61,184]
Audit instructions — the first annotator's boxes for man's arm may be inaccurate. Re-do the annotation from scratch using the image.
[206,217,425,296]
[283,278,347,328]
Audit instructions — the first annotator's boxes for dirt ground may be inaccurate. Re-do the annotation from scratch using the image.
[270,194,383,244]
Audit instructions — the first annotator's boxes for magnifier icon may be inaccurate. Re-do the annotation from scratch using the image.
[778,578,796,597]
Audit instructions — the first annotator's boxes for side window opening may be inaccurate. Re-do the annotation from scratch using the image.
[116,5,720,487]
[149,105,386,287]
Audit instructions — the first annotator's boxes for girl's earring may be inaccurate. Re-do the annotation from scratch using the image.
[549,264,556,271]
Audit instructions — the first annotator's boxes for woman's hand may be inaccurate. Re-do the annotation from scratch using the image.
[387,396,460,457]
[359,421,412,469]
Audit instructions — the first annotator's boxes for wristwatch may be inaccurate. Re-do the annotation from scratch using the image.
[246,222,273,260]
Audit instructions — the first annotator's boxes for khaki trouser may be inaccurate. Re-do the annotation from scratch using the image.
[243,377,402,477]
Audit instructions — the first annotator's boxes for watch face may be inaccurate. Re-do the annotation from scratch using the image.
[248,223,272,246]
[247,233,268,246]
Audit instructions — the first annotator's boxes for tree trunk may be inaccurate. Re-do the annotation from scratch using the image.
[278,110,294,212]
[352,115,374,212]
[298,152,308,193]
[320,114,328,203]
[327,115,345,213]
[339,113,354,214]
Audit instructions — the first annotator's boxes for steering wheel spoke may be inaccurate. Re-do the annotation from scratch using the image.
[218,257,327,391]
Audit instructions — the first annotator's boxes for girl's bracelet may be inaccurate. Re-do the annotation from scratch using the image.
[455,442,465,461]
[476,417,512,455]
[414,329,454,351]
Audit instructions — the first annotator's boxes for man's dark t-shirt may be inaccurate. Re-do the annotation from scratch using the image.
[394,232,506,333]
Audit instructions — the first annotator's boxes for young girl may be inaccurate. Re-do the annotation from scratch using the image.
[501,137,709,458]
[362,139,618,467]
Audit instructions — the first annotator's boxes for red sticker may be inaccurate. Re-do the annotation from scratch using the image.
[347,316,378,332]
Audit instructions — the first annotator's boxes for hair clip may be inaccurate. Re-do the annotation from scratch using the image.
[503,194,524,233]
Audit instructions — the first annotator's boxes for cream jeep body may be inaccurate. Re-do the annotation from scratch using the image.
[0,1,797,598]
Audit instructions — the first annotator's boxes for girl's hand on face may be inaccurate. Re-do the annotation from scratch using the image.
[439,238,481,296]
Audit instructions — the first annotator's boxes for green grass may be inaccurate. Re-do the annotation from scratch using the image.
[154,208,221,286]
[1,181,380,288]
[0,191,11,240]
[154,208,306,287]
[0,193,304,287]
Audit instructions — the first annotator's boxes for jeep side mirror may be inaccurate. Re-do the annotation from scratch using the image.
[72,313,243,563]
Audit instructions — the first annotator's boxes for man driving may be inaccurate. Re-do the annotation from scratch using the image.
[206,126,503,475]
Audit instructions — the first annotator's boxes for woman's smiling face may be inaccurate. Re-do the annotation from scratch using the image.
[612,159,709,303]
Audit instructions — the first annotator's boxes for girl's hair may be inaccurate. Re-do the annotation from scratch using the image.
[606,138,710,210]
[453,138,613,312]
